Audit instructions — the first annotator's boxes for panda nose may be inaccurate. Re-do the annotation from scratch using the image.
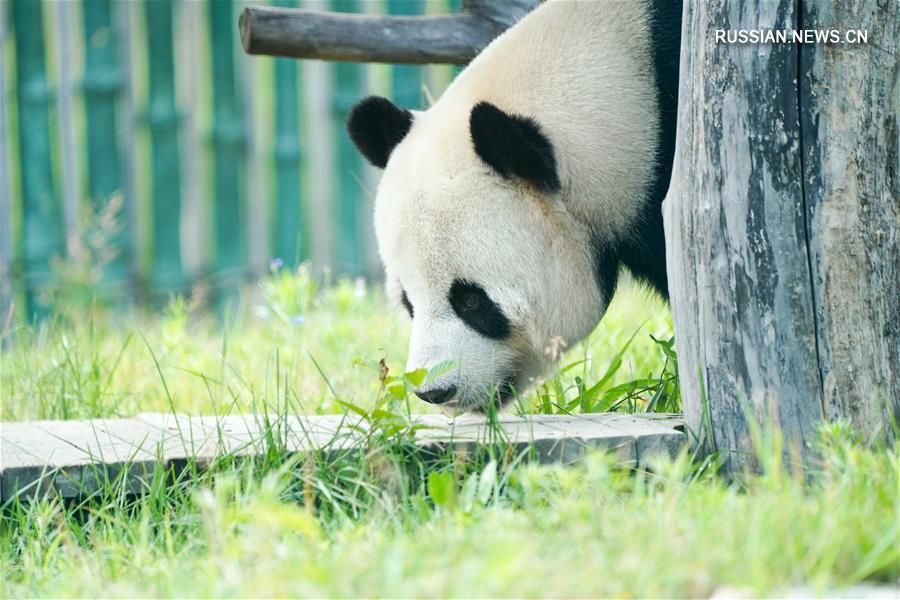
[414,386,457,405]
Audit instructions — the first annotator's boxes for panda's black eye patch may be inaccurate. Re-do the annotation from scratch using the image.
[401,290,414,318]
[448,280,510,339]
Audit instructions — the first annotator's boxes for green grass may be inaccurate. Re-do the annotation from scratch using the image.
[1,265,675,421]
[0,421,896,598]
[1,268,897,598]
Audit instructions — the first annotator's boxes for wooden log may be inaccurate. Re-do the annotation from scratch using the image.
[663,0,898,471]
[239,0,539,64]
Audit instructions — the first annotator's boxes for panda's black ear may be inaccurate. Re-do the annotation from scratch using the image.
[347,96,413,169]
[469,101,560,193]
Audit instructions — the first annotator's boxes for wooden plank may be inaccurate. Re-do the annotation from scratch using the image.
[407,414,640,466]
[31,420,159,496]
[2,422,97,499]
[74,415,189,463]
[0,420,164,500]
[134,413,228,465]
[521,414,638,465]
[1,432,60,500]
[192,414,364,456]
[32,420,158,463]
[587,414,686,464]
[1,413,686,499]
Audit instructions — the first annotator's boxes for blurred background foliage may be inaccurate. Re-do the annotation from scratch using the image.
[1,0,461,320]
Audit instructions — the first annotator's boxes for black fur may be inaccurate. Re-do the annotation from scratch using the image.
[469,101,561,193]
[401,289,414,317]
[346,96,413,168]
[448,280,511,340]
[590,238,622,305]
[590,0,681,301]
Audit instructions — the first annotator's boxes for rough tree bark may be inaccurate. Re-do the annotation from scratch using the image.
[663,0,898,470]
[239,0,539,64]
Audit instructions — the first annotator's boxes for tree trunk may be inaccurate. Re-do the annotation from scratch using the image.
[664,0,898,470]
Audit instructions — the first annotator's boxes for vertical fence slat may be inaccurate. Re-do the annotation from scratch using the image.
[209,0,247,304]
[174,0,206,279]
[116,0,140,284]
[272,0,304,267]
[425,0,459,103]
[144,0,185,297]
[449,0,464,78]
[301,16,334,276]
[389,0,423,108]
[240,0,267,281]
[81,0,130,292]
[55,0,80,260]
[11,0,62,317]
[330,0,364,276]
[0,0,11,324]
[358,0,382,279]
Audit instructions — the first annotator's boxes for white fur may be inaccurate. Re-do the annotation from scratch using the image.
[373,0,660,410]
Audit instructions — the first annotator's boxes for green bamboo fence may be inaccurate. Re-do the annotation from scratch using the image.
[2,0,453,320]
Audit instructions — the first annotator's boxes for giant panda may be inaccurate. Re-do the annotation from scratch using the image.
[346,0,681,411]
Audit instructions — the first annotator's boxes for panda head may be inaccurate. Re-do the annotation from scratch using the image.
[347,96,607,411]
